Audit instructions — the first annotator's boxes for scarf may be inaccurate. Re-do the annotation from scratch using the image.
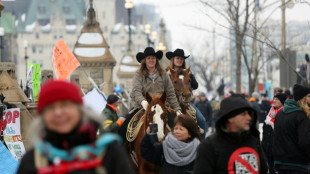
[264,106,283,129]
[162,132,200,166]
[35,133,121,162]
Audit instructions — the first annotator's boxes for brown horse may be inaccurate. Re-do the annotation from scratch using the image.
[169,67,192,113]
[128,92,168,174]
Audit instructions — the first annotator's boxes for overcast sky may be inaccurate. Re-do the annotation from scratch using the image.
[134,0,310,52]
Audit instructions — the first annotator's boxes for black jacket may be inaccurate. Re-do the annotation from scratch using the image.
[195,100,212,121]
[259,100,271,123]
[17,141,133,174]
[194,131,268,174]
[190,73,198,90]
[194,95,268,174]
[273,108,310,169]
[140,134,195,174]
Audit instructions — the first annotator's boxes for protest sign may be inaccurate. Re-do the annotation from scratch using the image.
[0,141,19,174]
[83,88,107,115]
[52,39,80,80]
[2,108,26,162]
[28,63,40,102]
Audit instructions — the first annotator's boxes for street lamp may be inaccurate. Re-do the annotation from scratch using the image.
[145,24,155,47]
[125,0,133,51]
[24,40,28,76]
[0,27,4,62]
[156,42,166,51]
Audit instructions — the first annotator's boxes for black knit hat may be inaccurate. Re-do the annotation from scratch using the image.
[274,93,287,105]
[107,94,119,104]
[293,84,310,101]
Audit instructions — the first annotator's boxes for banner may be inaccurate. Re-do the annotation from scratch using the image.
[52,39,80,80]
[2,108,26,162]
[83,88,107,115]
[0,141,19,174]
[28,63,40,102]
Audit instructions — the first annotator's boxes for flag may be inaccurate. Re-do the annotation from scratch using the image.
[52,39,80,80]
[28,63,40,102]
[26,65,34,102]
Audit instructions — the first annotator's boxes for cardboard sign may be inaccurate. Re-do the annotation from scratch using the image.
[28,63,40,102]
[83,88,107,115]
[0,141,19,174]
[52,39,80,80]
[2,108,26,162]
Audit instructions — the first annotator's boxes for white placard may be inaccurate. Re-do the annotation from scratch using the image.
[2,108,26,162]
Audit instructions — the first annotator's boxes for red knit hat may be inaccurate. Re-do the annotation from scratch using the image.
[37,80,83,113]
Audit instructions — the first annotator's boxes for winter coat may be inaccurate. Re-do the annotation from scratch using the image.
[194,95,268,174]
[259,100,271,123]
[273,99,310,172]
[262,106,283,158]
[140,134,196,174]
[102,104,120,133]
[195,100,212,121]
[250,100,263,117]
[17,107,134,174]
[131,71,181,111]
[189,73,198,90]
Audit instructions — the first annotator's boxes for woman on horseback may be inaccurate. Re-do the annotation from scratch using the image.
[140,114,202,174]
[119,47,182,141]
[166,48,207,138]
[166,48,198,90]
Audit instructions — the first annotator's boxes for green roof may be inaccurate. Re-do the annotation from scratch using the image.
[17,0,85,33]
[0,12,16,34]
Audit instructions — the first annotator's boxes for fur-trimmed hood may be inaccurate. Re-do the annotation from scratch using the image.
[28,106,104,148]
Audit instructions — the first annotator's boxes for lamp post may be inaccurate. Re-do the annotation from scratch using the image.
[0,27,4,62]
[24,40,28,76]
[125,0,133,51]
[145,24,154,47]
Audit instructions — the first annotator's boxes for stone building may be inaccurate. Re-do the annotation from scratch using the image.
[72,0,116,95]
[15,0,85,83]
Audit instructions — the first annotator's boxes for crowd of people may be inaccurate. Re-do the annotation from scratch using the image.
[13,46,309,173]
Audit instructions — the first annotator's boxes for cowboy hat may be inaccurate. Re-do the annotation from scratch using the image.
[166,48,190,60]
[136,47,163,63]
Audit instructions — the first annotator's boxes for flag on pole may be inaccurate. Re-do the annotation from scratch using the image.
[26,65,34,102]
[28,63,40,102]
[52,39,80,80]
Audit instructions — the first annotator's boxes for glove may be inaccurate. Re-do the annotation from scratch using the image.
[118,117,125,121]
[176,110,182,116]
[116,120,123,126]
[141,100,148,110]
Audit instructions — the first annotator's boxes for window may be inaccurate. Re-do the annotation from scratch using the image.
[63,5,70,14]
[32,45,36,53]
[38,45,43,53]
[54,32,57,39]
[38,5,46,14]
[36,33,39,39]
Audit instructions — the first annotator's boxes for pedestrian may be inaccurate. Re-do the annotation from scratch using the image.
[195,92,212,132]
[249,92,263,119]
[119,47,182,142]
[193,94,268,173]
[261,93,286,174]
[210,96,220,133]
[17,80,133,174]
[273,84,310,173]
[259,94,271,123]
[140,114,201,174]
[102,94,125,133]
[166,48,206,137]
